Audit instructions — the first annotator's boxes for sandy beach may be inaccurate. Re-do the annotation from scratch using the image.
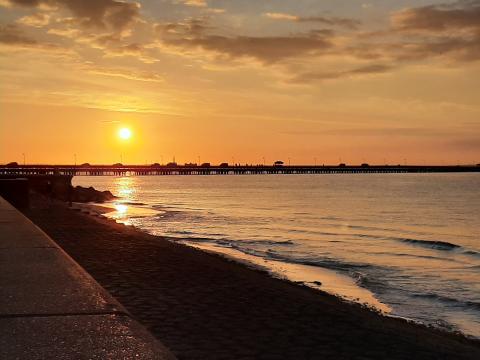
[24,198,480,360]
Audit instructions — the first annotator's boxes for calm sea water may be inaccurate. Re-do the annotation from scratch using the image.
[74,174,480,337]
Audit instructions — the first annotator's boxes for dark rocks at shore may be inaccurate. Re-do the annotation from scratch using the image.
[29,178,116,203]
[0,175,114,204]
[70,186,116,203]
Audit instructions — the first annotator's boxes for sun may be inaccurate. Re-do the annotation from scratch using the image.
[119,127,132,140]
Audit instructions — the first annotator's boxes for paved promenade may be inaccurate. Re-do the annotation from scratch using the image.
[0,196,176,359]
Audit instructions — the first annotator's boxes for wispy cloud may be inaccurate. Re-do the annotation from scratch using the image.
[289,64,393,84]
[182,0,207,7]
[264,12,361,29]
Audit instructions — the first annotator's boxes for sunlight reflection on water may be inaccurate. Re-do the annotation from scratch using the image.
[108,176,138,225]
[114,176,137,202]
[115,204,128,214]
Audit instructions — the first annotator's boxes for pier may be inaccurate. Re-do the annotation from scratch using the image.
[1,164,479,176]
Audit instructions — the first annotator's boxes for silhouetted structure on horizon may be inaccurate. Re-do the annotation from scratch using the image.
[0,164,478,176]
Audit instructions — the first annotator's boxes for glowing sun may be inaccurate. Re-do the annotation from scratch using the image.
[119,128,132,140]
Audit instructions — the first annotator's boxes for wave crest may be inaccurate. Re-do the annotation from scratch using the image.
[399,238,460,251]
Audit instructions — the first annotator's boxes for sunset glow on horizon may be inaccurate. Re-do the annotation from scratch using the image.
[1,0,479,165]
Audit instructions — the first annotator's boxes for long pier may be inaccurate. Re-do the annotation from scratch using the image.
[1,164,479,176]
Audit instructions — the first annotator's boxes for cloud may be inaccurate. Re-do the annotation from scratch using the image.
[4,0,153,62]
[164,33,333,64]
[0,23,71,53]
[157,18,334,63]
[388,1,480,62]
[282,127,460,137]
[4,0,479,85]
[0,23,37,45]
[182,0,207,7]
[290,64,392,83]
[16,12,51,27]
[155,18,213,37]
[208,8,225,14]
[102,42,158,63]
[264,12,297,21]
[3,0,141,34]
[391,1,480,32]
[85,65,164,82]
[1,0,42,6]
[350,1,480,63]
[264,12,361,29]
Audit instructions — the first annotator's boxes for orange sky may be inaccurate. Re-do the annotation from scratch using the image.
[1,0,479,165]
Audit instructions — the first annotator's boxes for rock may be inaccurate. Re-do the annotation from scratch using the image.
[71,186,116,203]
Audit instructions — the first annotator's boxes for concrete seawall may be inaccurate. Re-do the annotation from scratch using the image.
[0,196,176,359]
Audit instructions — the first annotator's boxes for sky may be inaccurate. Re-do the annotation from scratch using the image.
[0,0,479,165]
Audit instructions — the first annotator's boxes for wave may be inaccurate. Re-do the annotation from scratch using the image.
[412,293,480,311]
[387,237,480,259]
[463,250,480,257]
[178,235,376,276]
[247,240,295,246]
[120,201,146,206]
[398,238,460,251]
[381,252,458,262]
[181,236,295,247]
[261,251,393,294]
[262,251,374,271]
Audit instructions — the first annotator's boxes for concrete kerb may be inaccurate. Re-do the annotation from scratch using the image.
[0,196,176,360]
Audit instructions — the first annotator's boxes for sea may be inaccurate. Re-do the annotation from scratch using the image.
[73,173,480,338]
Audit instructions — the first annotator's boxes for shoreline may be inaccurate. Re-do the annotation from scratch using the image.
[176,240,391,313]
[80,200,474,338]
[23,197,480,359]
[88,201,391,313]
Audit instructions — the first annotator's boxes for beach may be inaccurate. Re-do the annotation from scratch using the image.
[23,197,480,360]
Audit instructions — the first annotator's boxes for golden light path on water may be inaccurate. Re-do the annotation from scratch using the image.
[108,176,159,225]
[110,176,137,225]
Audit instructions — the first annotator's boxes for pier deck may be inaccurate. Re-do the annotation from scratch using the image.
[1,164,479,176]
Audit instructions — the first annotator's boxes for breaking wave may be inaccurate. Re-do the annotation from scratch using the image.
[398,238,460,251]
[412,293,480,311]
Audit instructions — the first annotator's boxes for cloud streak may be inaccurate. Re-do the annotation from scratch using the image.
[264,12,361,29]
[289,64,393,83]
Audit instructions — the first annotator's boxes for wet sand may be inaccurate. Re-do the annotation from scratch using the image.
[24,200,480,360]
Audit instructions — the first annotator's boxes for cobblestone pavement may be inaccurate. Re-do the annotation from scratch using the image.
[25,204,480,360]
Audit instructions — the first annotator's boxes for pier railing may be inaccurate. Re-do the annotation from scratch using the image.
[1,165,479,176]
